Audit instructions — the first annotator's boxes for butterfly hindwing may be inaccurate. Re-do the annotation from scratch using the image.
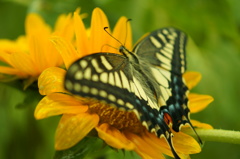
[66,53,131,109]
[133,27,191,131]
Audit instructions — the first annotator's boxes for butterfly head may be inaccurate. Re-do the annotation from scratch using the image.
[118,45,139,64]
[103,26,137,61]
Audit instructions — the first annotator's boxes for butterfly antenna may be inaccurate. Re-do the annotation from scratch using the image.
[104,23,132,57]
[104,27,124,46]
[123,19,132,46]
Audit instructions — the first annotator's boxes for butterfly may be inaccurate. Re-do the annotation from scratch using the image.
[64,27,200,159]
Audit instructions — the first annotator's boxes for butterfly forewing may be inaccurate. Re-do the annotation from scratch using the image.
[66,53,130,109]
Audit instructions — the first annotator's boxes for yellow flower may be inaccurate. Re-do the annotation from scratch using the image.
[35,8,214,159]
[51,8,132,69]
[0,12,75,88]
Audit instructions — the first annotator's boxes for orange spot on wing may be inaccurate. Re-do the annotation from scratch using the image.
[164,113,172,126]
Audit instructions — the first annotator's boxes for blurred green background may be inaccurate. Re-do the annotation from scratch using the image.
[0,0,239,158]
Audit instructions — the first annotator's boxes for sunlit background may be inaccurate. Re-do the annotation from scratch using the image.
[0,0,239,158]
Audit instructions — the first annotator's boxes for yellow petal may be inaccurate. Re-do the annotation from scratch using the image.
[51,36,79,69]
[0,36,27,64]
[0,66,27,78]
[38,67,66,95]
[89,8,110,53]
[54,13,75,41]
[28,34,63,73]
[11,51,37,76]
[96,123,135,150]
[189,93,214,113]
[26,15,53,71]
[16,36,28,52]
[0,39,33,75]
[129,130,201,158]
[25,13,51,38]
[183,72,202,90]
[141,132,173,158]
[74,10,90,56]
[140,131,197,158]
[28,35,49,73]
[34,93,88,119]
[26,14,63,72]
[0,39,15,63]
[55,113,99,150]
[125,132,165,159]
[171,131,201,154]
[190,120,213,129]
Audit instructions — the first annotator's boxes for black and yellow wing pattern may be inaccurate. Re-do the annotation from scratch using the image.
[64,27,198,159]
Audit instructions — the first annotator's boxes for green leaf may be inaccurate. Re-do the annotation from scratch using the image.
[54,136,109,159]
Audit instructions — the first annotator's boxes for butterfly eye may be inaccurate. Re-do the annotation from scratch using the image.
[119,45,124,53]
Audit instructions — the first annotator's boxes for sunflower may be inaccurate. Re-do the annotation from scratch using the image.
[0,11,76,88]
[34,8,213,159]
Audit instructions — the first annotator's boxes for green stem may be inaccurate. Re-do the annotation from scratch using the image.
[183,129,240,144]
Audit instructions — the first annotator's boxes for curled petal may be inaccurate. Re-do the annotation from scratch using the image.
[34,93,88,119]
[38,67,66,95]
[189,93,214,113]
[183,72,201,90]
[96,123,135,150]
[55,113,99,150]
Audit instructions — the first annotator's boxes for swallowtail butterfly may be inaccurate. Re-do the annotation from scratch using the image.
[65,27,200,159]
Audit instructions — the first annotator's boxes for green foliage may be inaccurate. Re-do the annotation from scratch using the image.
[54,137,107,159]
[54,136,141,159]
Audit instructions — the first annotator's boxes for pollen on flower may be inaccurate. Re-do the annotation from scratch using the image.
[88,102,144,134]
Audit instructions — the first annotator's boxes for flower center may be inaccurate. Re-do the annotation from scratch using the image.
[88,102,144,134]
